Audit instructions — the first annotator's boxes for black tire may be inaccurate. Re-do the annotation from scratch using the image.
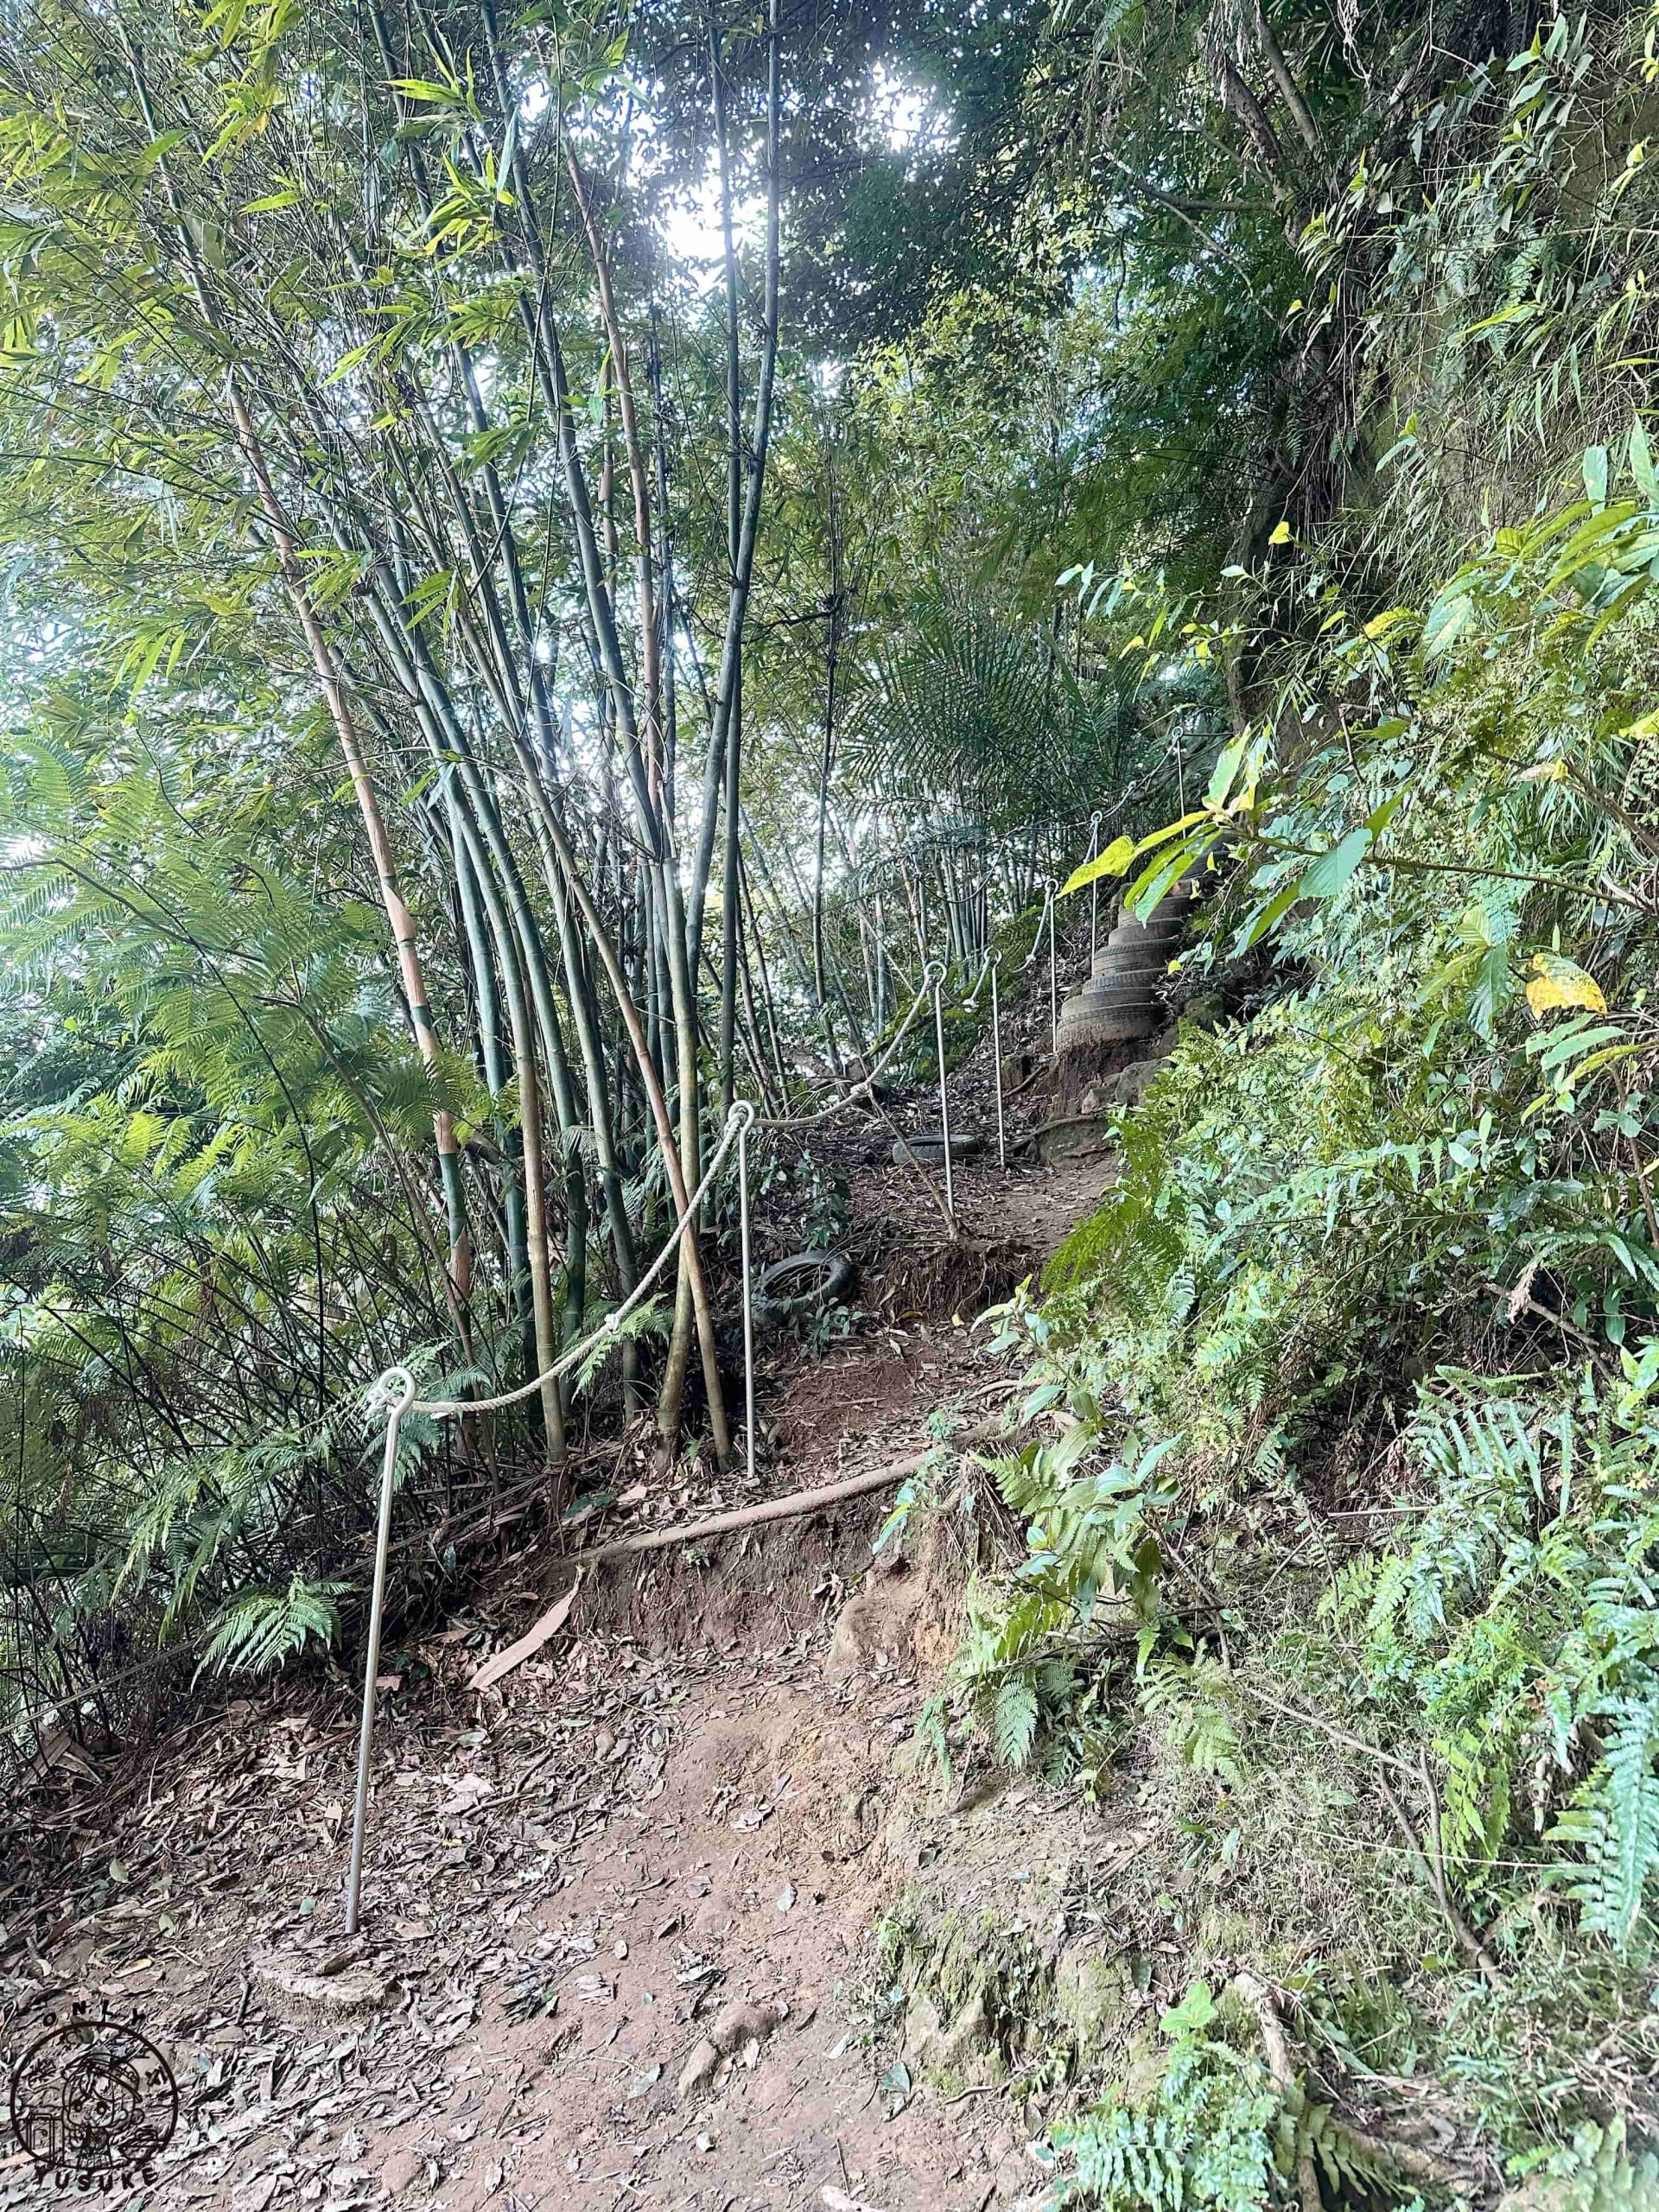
[754,1249,855,1323]
[1087,950,1168,981]
[892,1130,983,1167]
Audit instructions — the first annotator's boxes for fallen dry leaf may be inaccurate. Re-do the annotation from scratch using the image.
[470,1583,580,1692]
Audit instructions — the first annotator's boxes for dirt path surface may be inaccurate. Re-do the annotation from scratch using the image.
[2,1156,1116,2212]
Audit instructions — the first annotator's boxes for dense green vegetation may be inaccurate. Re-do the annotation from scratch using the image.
[6,0,1659,2196]
[925,3,1659,2188]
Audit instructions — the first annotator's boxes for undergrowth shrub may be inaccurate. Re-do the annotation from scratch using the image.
[1052,1980,1427,2211]
[944,461,1659,2185]
[1338,1363,1659,1957]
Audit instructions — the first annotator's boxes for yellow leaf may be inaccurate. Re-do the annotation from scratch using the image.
[1526,952,1608,1016]
[1362,607,1414,641]
[1061,836,1136,896]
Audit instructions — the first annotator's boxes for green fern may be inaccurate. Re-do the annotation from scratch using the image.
[1550,1692,1659,1952]
[993,1675,1040,1767]
[1052,1980,1423,2210]
[1140,1654,1246,1789]
[196,1575,346,1678]
[1363,1370,1659,1952]
[1509,2119,1659,2210]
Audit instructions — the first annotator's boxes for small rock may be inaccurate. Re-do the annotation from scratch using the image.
[677,2037,721,2100]
[826,1567,922,1681]
[904,1989,997,2078]
[1120,2025,1169,2108]
[938,1992,996,2071]
[1100,1057,1161,1109]
[696,2134,715,2154]
[709,1996,785,2055]
[1053,1945,1131,2054]
[901,1992,943,2068]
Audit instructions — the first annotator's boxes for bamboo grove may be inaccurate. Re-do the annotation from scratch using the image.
[0,0,1147,1719]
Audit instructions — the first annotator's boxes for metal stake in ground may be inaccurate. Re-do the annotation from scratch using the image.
[988,951,1006,1168]
[925,958,953,1218]
[734,1098,757,1473]
[1086,810,1103,963]
[346,1364,416,1936]
[965,950,1006,1171]
[1046,881,1060,1055]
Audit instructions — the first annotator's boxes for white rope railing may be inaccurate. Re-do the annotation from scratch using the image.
[403,1100,756,1421]
[752,969,936,1131]
[348,1098,755,1931]
[1023,877,1061,1056]
[964,946,1006,1168]
[344,894,1067,1931]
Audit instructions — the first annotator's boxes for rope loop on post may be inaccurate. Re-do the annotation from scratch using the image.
[366,1364,416,1423]
[1023,882,1055,971]
[926,960,955,1219]
[963,944,1001,1012]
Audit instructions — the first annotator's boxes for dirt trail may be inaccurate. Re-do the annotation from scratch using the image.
[1,1154,1114,2212]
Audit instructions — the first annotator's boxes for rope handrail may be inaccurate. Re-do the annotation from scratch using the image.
[378,1098,758,1422]
[752,966,939,1132]
[367,975,946,1422]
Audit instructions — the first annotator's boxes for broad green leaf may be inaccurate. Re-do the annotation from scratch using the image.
[1126,830,1217,917]
[1422,588,1474,656]
[1299,825,1372,899]
[1632,416,1658,505]
[1205,729,1249,810]
[1159,1980,1217,2037]
[1235,880,1301,951]
[1362,607,1416,642]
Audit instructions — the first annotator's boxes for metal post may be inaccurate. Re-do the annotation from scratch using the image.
[927,959,953,1219]
[346,1365,416,1936]
[1086,810,1103,964]
[1047,884,1059,1056]
[967,951,1005,1174]
[874,889,887,1031]
[989,953,1005,1169]
[734,1101,757,1473]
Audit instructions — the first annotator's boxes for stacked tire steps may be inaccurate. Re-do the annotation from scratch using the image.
[1056,880,1200,1052]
